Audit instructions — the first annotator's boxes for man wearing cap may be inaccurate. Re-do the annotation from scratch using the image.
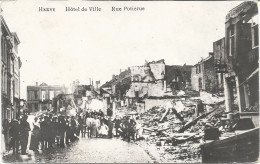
[113,115,121,137]
[20,115,31,155]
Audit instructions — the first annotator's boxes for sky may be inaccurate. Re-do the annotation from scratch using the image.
[1,0,243,99]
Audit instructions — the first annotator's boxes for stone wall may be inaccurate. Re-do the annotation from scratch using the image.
[149,62,165,80]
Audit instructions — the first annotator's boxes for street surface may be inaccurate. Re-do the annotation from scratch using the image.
[3,138,153,163]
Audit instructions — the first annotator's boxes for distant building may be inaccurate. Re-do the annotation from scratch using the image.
[27,82,66,113]
[112,68,131,100]
[52,94,75,113]
[1,15,22,120]
[71,80,99,99]
[191,53,217,92]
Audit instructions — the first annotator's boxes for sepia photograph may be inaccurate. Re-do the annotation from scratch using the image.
[0,0,259,163]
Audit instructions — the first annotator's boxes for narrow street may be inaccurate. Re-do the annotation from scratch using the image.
[3,115,153,163]
[3,137,153,163]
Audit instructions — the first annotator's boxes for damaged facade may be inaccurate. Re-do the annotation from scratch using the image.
[222,1,259,124]
[100,59,192,114]
[165,64,192,92]
[127,60,192,99]
[72,84,97,99]
[100,68,131,113]
[213,37,226,93]
[127,60,166,98]
[200,2,259,163]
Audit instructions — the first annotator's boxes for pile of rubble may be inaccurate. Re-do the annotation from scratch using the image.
[136,91,227,162]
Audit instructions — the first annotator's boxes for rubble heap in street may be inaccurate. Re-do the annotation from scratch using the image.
[136,91,227,163]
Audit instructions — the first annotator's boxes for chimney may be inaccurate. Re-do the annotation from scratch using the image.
[36,82,38,86]
[96,81,100,89]
[112,74,115,80]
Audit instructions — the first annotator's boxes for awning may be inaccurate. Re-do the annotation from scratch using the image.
[239,68,259,87]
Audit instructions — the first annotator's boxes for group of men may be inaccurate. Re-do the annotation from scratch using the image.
[114,115,143,142]
[2,116,31,155]
[30,114,89,151]
[2,108,143,155]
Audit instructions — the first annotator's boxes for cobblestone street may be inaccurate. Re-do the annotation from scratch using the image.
[3,137,153,163]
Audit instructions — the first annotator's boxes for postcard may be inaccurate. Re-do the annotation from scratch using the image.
[1,0,259,163]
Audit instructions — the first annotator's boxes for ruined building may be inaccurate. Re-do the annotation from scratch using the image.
[221,1,258,126]
[100,59,192,113]
[213,37,226,93]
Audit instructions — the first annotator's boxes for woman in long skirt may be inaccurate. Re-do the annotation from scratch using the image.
[98,122,108,137]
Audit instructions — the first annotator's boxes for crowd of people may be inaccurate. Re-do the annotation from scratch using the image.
[2,115,31,155]
[2,109,144,155]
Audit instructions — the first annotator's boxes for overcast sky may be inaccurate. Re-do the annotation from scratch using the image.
[1,0,243,99]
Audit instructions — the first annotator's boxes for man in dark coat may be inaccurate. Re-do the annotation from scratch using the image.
[40,116,49,149]
[70,116,77,141]
[65,117,71,144]
[124,116,132,142]
[58,116,66,148]
[120,116,127,140]
[78,116,84,137]
[50,117,58,148]
[128,119,136,142]
[20,115,31,155]
[113,116,121,137]
[9,119,20,155]
[107,118,114,139]
[45,116,52,148]
[107,108,113,117]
